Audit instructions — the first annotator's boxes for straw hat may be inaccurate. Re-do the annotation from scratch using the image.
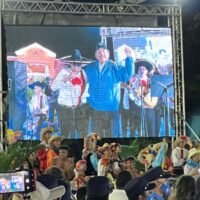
[90,133,101,142]
[173,139,185,149]
[48,135,62,145]
[98,143,110,153]
[40,127,53,141]
[187,148,200,160]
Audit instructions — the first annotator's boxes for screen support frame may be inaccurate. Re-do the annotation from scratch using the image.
[0,0,186,137]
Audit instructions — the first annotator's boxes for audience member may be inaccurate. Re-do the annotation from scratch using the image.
[168,175,196,200]
[86,176,111,200]
[109,171,131,200]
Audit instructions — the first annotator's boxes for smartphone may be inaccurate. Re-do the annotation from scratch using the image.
[0,170,36,194]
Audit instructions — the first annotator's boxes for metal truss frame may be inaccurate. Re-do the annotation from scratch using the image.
[0,0,186,136]
[0,0,181,16]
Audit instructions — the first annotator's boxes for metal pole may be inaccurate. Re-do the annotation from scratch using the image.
[0,11,3,143]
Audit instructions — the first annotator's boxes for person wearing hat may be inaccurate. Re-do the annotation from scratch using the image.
[171,138,188,175]
[155,49,173,76]
[98,143,112,176]
[51,49,89,139]
[129,59,159,137]
[73,160,88,190]
[28,81,49,138]
[46,134,62,168]
[37,127,53,173]
[184,148,200,176]
[110,142,121,160]
[84,42,134,137]
[83,133,100,176]
[40,127,53,146]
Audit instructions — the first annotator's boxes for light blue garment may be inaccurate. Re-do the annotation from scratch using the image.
[90,153,99,172]
[84,57,134,111]
[147,192,164,200]
[123,88,130,110]
[152,142,168,168]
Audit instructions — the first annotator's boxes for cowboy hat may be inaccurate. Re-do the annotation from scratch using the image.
[28,81,45,89]
[61,49,90,65]
[40,127,53,141]
[48,134,62,145]
[187,148,200,160]
[135,59,154,73]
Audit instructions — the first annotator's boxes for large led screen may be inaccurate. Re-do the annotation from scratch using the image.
[5,26,175,139]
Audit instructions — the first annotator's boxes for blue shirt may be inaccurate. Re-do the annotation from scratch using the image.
[84,57,134,111]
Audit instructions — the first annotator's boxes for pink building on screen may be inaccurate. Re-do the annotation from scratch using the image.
[7,42,62,78]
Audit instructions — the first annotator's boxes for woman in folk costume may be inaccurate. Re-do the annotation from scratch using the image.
[98,143,116,188]
[82,133,100,176]
[40,127,53,147]
[37,127,53,173]
[137,143,157,171]
[46,134,62,168]
[110,142,122,161]
[73,160,88,190]
[184,148,200,176]
[151,138,172,171]
[98,143,112,176]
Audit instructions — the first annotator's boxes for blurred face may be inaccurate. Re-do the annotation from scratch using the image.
[52,139,61,148]
[126,160,134,168]
[28,152,37,162]
[160,51,167,58]
[138,66,148,76]
[104,148,111,158]
[22,160,29,169]
[116,145,121,153]
[34,86,42,94]
[178,141,185,149]
[71,64,82,72]
[59,149,69,160]
[44,132,51,142]
[95,48,110,64]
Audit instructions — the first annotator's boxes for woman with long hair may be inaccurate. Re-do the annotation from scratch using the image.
[168,175,196,200]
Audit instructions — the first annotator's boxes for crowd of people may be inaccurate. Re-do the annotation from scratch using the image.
[2,128,199,200]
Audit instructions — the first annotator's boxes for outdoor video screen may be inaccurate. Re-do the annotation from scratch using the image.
[5,26,175,139]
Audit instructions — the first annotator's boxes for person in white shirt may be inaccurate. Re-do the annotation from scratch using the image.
[51,49,89,138]
[29,81,49,139]
[109,171,131,200]
[171,139,188,175]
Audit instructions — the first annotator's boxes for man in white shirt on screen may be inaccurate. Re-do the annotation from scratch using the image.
[51,49,89,139]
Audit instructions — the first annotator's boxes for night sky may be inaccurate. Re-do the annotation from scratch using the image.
[182,0,200,135]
